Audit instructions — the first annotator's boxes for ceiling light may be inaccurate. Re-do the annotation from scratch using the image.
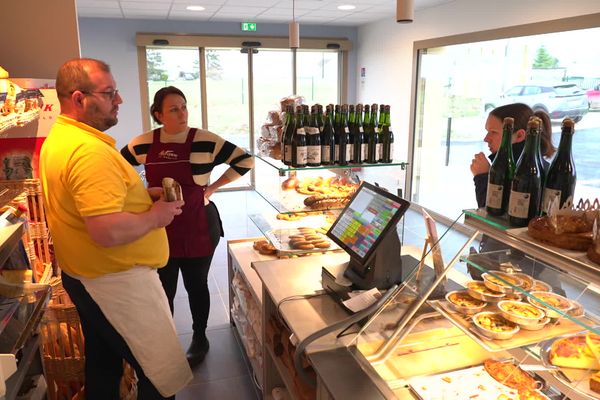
[396,0,413,23]
[337,5,356,11]
[289,0,299,48]
[186,5,205,11]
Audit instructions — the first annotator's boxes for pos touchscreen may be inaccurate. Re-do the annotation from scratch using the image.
[326,181,410,289]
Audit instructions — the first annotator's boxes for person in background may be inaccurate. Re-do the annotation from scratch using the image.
[40,59,192,399]
[468,103,563,294]
[121,86,254,368]
[470,103,555,208]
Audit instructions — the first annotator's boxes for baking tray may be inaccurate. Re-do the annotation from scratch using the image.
[264,227,341,256]
[539,334,600,400]
[429,299,597,352]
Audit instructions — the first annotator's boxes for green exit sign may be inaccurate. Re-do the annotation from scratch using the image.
[241,22,257,31]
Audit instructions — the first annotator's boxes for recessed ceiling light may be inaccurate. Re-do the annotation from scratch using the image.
[337,5,356,11]
[186,5,205,11]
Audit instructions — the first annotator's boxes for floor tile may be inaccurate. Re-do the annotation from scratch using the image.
[176,375,258,400]
[179,327,251,384]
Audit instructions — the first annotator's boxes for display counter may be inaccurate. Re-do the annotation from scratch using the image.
[229,205,600,400]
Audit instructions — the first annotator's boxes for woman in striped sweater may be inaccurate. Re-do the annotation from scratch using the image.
[121,86,254,367]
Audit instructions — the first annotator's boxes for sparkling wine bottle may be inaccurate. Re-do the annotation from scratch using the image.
[508,117,543,227]
[486,117,516,216]
[542,118,577,213]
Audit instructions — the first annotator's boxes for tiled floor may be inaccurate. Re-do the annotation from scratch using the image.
[173,190,261,399]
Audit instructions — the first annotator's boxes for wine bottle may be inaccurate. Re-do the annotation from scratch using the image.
[351,104,365,164]
[282,105,294,166]
[320,105,335,165]
[316,104,324,133]
[508,117,543,227]
[338,104,351,165]
[542,118,577,213]
[536,122,546,187]
[333,104,342,163]
[291,105,307,168]
[486,117,516,216]
[362,105,371,162]
[377,104,386,162]
[306,105,321,166]
[380,105,394,163]
[366,103,379,163]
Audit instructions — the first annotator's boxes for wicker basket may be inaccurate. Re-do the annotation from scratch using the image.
[0,179,52,280]
[41,277,138,400]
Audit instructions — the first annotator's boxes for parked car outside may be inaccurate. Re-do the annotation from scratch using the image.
[483,83,589,122]
[587,83,600,110]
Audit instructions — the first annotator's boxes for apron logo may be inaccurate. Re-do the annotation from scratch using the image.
[158,150,178,160]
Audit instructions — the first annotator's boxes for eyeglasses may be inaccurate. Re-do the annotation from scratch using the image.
[81,89,120,100]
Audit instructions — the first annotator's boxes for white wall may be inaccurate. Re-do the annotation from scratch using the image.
[77,18,357,149]
[356,0,600,165]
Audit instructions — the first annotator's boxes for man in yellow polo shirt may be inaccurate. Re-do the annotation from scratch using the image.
[40,58,192,399]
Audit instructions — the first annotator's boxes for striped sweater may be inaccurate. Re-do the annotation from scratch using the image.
[121,127,254,186]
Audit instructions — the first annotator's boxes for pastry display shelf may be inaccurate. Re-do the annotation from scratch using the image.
[463,208,600,284]
[252,154,409,216]
[254,154,409,176]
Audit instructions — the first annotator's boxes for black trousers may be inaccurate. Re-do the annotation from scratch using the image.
[159,201,222,338]
[61,271,174,400]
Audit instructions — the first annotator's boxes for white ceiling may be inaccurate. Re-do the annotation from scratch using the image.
[76,0,454,26]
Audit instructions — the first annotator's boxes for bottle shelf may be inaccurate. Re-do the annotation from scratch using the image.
[254,153,408,176]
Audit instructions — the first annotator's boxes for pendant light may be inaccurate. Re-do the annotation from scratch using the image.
[396,0,414,23]
[289,0,299,48]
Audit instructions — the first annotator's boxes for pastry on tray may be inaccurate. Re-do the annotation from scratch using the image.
[549,334,600,370]
[483,359,539,390]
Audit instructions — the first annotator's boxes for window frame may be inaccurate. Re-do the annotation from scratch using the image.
[406,12,600,220]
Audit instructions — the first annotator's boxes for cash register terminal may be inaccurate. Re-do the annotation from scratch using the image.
[321,181,414,304]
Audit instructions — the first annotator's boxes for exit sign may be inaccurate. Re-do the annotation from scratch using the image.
[241,22,257,31]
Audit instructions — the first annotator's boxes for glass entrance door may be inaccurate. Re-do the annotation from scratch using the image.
[144,44,341,191]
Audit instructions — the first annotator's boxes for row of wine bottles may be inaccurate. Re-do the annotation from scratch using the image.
[486,116,576,227]
[281,103,395,168]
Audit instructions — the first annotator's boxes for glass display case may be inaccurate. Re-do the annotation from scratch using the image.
[248,154,409,256]
[339,209,600,400]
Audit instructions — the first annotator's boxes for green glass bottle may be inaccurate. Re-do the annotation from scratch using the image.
[316,104,324,133]
[306,105,321,166]
[338,104,351,165]
[333,104,342,163]
[351,104,365,164]
[320,105,335,165]
[380,105,394,163]
[542,118,577,213]
[377,104,386,162]
[291,105,307,168]
[366,103,379,163]
[282,105,294,166]
[486,117,516,216]
[508,117,543,227]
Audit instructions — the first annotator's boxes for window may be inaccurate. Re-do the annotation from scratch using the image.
[412,26,600,219]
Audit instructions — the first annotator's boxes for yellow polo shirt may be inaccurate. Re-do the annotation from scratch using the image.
[40,115,169,278]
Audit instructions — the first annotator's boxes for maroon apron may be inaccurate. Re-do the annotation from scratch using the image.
[145,128,214,258]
